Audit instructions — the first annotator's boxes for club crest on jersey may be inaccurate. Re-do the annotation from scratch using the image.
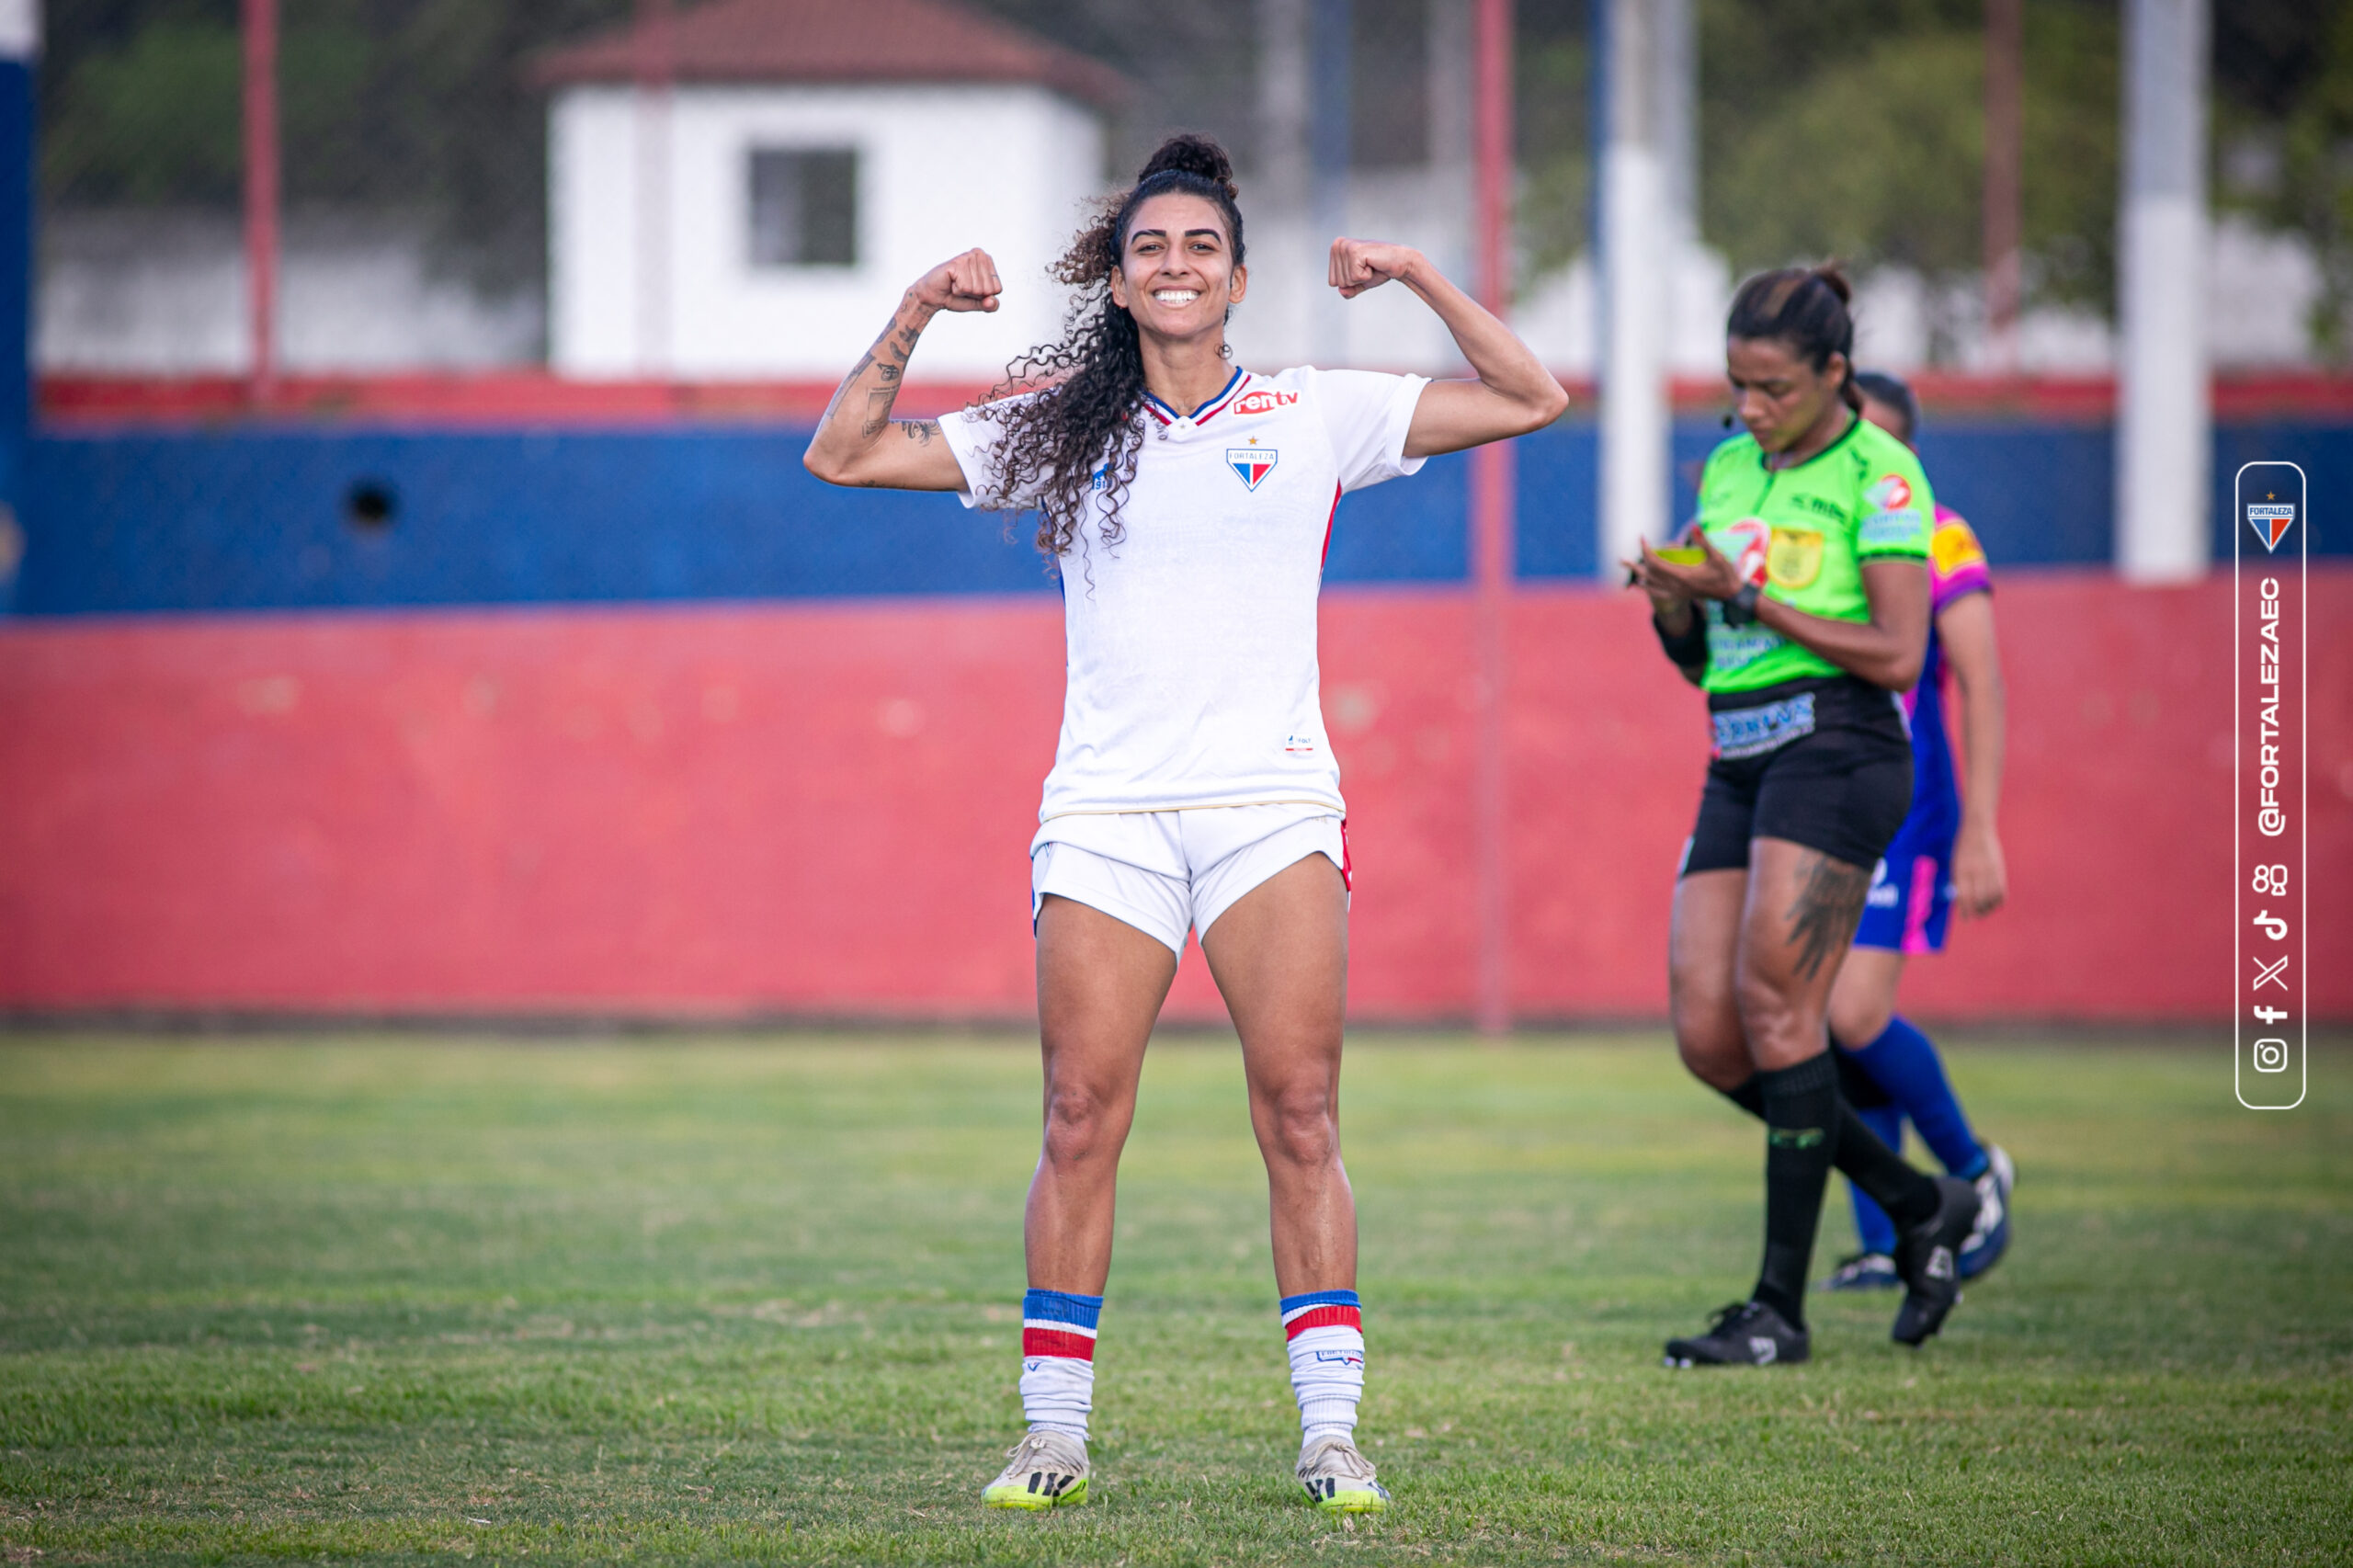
[2246,502,2295,552]
[1229,446,1279,490]
[1767,527,1824,588]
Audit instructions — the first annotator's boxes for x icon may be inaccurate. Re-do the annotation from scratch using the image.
[2252,954,2290,992]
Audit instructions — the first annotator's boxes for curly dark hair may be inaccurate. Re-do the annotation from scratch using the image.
[973,133,1246,559]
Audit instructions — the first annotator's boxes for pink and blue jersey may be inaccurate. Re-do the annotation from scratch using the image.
[1902,506,1994,834]
[1858,506,1991,953]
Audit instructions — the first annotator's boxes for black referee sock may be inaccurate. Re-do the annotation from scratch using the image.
[1834,1102,1940,1229]
[1752,1053,1840,1328]
[1717,1073,1938,1230]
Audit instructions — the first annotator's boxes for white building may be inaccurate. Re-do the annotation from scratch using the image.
[536,0,1123,381]
[37,210,543,373]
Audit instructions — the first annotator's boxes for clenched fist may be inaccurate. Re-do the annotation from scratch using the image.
[910,248,1004,313]
[1328,238,1426,299]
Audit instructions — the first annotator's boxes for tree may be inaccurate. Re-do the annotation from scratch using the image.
[1698,0,2118,339]
[41,0,634,292]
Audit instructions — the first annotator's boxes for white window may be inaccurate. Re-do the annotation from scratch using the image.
[747,147,858,268]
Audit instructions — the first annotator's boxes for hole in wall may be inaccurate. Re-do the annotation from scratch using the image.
[345,479,398,532]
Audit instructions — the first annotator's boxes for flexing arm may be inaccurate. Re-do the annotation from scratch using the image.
[1327,239,1569,456]
[1631,530,1930,691]
[1936,590,2008,915]
[802,249,1003,491]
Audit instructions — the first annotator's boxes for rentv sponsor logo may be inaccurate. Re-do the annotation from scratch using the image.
[1231,390,1300,416]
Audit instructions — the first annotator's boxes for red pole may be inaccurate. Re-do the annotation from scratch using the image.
[242,0,278,407]
[1471,0,1514,1036]
[1984,0,2023,372]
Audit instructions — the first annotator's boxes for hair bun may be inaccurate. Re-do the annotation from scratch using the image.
[1807,263,1853,306]
[1139,133,1237,198]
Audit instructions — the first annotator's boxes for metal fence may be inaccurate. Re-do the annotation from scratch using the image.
[31,0,2353,381]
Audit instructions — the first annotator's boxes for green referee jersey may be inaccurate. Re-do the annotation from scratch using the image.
[1691,412,1935,694]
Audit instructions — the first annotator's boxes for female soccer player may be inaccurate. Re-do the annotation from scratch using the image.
[1623,267,1979,1368]
[1822,369,2015,1292]
[803,135,1566,1508]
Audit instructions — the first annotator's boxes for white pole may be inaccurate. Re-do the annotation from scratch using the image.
[1597,0,1670,575]
[2116,0,2210,583]
[1427,0,1474,306]
[1658,0,1693,250]
[1308,0,1351,365]
[1256,0,1312,369]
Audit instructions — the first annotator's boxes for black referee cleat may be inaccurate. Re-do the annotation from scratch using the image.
[1664,1300,1810,1367]
[1892,1175,1982,1346]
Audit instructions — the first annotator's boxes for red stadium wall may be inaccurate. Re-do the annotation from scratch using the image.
[3,570,2347,1023]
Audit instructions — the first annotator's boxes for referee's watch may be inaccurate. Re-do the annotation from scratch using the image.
[1722,582,1763,627]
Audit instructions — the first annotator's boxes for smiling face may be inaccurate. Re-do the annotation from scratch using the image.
[1726,335,1847,455]
[1108,192,1245,345]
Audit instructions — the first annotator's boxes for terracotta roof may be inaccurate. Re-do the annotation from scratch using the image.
[530,0,1129,108]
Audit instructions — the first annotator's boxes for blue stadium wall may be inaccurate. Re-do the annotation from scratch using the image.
[6,408,2350,1022]
[10,417,2348,616]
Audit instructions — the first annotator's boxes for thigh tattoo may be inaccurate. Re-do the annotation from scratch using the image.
[1783,851,1871,981]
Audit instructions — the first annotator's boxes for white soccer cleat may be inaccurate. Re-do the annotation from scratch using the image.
[982,1428,1089,1510]
[1296,1433,1391,1512]
[1958,1143,2017,1280]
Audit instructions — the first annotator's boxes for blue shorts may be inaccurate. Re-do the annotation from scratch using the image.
[1854,815,1955,954]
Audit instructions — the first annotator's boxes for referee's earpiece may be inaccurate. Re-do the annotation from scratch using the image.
[1721,412,1734,428]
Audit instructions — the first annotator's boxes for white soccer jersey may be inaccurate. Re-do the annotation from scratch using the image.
[939,365,1429,821]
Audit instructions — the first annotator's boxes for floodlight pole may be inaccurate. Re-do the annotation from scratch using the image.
[0,0,33,601]
[634,0,676,379]
[1258,0,1311,367]
[1470,0,1513,1037]
[242,0,278,408]
[1597,0,1670,578]
[2115,0,2210,582]
[1983,0,2023,372]
[1309,0,1351,364]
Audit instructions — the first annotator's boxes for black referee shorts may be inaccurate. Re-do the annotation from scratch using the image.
[1681,675,1915,877]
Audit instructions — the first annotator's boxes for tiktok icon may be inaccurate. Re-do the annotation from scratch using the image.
[2234,461,2306,1110]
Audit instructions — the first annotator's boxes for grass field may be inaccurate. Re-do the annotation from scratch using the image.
[0,1033,2346,1566]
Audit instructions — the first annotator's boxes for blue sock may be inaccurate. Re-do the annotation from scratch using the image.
[1846,1103,1904,1256]
[1846,1015,1987,1179]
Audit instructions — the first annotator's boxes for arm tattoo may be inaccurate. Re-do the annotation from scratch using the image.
[817,351,876,429]
[824,304,928,439]
[897,420,938,446]
[1782,850,1871,981]
[858,332,917,436]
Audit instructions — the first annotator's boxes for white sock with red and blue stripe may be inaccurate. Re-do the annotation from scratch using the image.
[1279,1289,1365,1445]
[1018,1289,1101,1441]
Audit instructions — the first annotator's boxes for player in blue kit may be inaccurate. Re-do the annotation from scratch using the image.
[1822,370,2017,1292]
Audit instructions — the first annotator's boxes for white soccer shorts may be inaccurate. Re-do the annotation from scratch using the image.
[1029,803,1349,956]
